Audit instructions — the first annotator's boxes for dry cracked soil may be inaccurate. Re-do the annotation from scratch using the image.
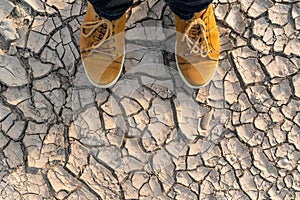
[0,0,300,199]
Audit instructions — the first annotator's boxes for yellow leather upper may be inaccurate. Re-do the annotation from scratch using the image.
[80,2,126,86]
[175,4,220,87]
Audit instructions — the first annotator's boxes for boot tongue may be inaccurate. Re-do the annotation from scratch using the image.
[98,24,109,40]
[191,6,208,21]
[189,25,202,41]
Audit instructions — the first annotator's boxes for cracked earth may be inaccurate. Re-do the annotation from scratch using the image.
[0,0,300,199]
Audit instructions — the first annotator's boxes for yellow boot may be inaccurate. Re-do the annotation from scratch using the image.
[175,4,220,88]
[80,2,126,88]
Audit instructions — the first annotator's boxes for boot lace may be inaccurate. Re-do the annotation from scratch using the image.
[80,18,117,57]
[182,17,214,57]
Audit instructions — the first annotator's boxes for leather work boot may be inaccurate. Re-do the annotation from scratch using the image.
[80,2,126,88]
[175,4,220,88]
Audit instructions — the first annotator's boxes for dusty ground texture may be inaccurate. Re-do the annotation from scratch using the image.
[0,0,300,199]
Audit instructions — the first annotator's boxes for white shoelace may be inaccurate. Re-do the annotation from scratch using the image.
[182,18,214,57]
[80,19,117,57]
